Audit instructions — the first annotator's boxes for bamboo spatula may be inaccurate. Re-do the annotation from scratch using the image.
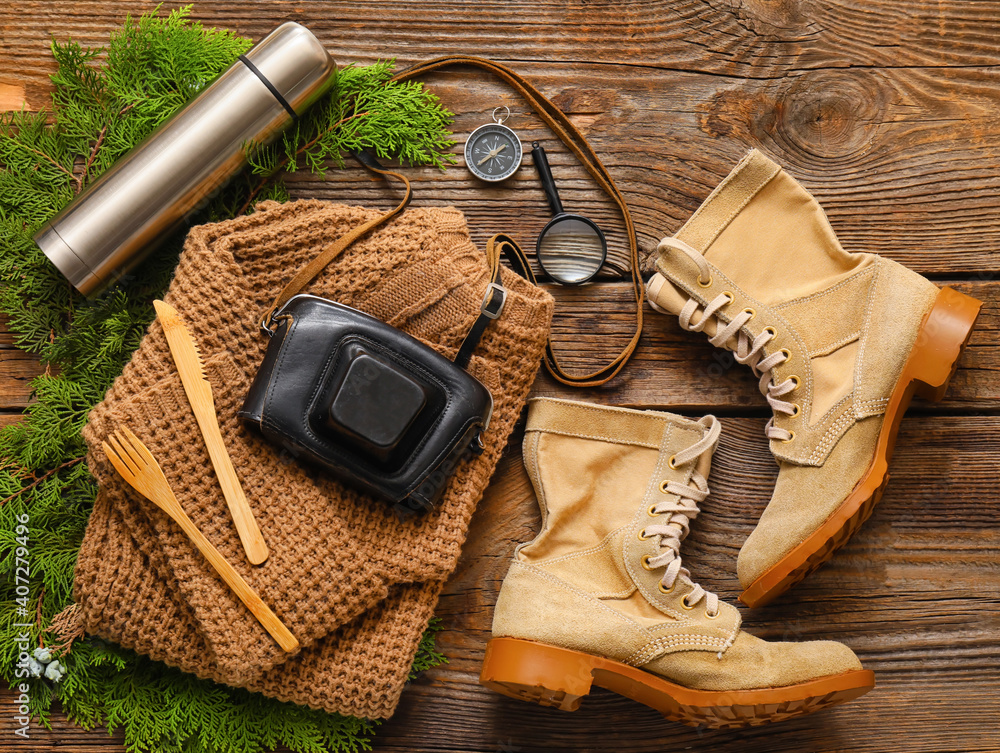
[102,426,298,653]
[153,299,268,565]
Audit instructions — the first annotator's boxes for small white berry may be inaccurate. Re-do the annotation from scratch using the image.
[27,658,43,678]
[44,661,64,682]
[32,647,52,663]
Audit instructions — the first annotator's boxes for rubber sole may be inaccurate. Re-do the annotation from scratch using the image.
[480,637,876,729]
[740,285,982,608]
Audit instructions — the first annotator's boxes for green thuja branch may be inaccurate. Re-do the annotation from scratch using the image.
[242,59,456,213]
[0,6,453,752]
[409,617,447,680]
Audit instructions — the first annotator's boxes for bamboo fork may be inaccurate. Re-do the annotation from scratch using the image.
[101,426,298,653]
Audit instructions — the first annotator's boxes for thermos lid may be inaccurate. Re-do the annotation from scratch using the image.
[34,224,99,293]
[243,22,337,115]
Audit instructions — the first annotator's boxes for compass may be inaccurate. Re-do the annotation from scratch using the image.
[465,107,523,183]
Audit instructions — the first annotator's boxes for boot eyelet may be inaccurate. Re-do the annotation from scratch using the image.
[706,609,720,620]
[697,275,713,288]
[788,375,801,390]
[680,595,696,610]
[647,504,660,516]
[641,555,655,570]
[743,307,756,320]
[779,348,791,360]
[781,430,796,443]
[763,326,777,338]
[658,581,674,594]
[722,291,735,304]
[658,479,670,494]
[790,404,800,417]
[637,529,652,541]
[667,455,679,470]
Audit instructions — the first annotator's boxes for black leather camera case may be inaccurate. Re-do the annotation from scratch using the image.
[240,295,493,511]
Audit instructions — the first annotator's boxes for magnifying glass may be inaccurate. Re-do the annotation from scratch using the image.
[532,141,608,285]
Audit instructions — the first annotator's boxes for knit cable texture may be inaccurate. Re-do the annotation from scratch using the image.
[73,200,554,718]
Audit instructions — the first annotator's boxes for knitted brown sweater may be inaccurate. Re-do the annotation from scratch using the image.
[73,200,554,718]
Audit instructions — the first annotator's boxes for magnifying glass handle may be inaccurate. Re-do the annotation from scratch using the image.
[531,142,565,217]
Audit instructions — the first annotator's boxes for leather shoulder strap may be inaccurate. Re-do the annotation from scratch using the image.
[393,56,643,387]
[260,151,411,333]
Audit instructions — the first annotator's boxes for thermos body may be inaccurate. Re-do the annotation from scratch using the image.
[34,22,337,297]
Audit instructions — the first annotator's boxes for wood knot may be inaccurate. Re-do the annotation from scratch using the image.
[698,71,887,162]
[715,0,808,34]
[775,71,886,159]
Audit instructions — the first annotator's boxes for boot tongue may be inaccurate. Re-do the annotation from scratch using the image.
[694,444,714,484]
[676,417,718,522]
[647,150,781,318]
[671,149,783,260]
[657,149,870,306]
[646,272,698,320]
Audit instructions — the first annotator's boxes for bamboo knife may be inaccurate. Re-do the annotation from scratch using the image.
[153,299,269,565]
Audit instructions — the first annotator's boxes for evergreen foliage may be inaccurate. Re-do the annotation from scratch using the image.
[0,6,454,752]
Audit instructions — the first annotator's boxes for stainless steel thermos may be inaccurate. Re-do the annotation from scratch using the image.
[34,22,337,297]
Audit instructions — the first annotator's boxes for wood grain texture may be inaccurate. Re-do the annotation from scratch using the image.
[10,278,996,413]
[0,351,41,410]
[0,83,26,112]
[6,2,1000,275]
[534,279,1000,411]
[1,0,999,751]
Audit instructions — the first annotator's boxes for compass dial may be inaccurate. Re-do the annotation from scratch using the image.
[465,123,522,182]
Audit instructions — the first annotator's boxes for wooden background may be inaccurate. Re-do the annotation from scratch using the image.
[2,1,1000,751]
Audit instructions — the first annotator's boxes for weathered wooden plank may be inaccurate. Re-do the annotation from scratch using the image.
[1,278,993,413]
[3,3,1000,275]
[373,676,1000,753]
[0,83,27,111]
[0,351,40,410]
[10,0,1000,76]
[0,695,124,751]
[276,63,1000,279]
[0,316,16,348]
[1,2,998,753]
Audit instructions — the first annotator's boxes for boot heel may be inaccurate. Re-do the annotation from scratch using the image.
[906,286,981,402]
[479,637,596,712]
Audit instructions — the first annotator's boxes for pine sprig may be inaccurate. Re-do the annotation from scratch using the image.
[0,6,454,752]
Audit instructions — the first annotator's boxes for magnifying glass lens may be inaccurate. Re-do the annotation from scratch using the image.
[537,216,606,284]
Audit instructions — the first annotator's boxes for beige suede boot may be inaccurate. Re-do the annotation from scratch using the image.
[480,398,874,728]
[646,150,982,608]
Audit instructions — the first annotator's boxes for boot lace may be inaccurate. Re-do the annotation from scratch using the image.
[640,415,722,618]
[655,237,798,442]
